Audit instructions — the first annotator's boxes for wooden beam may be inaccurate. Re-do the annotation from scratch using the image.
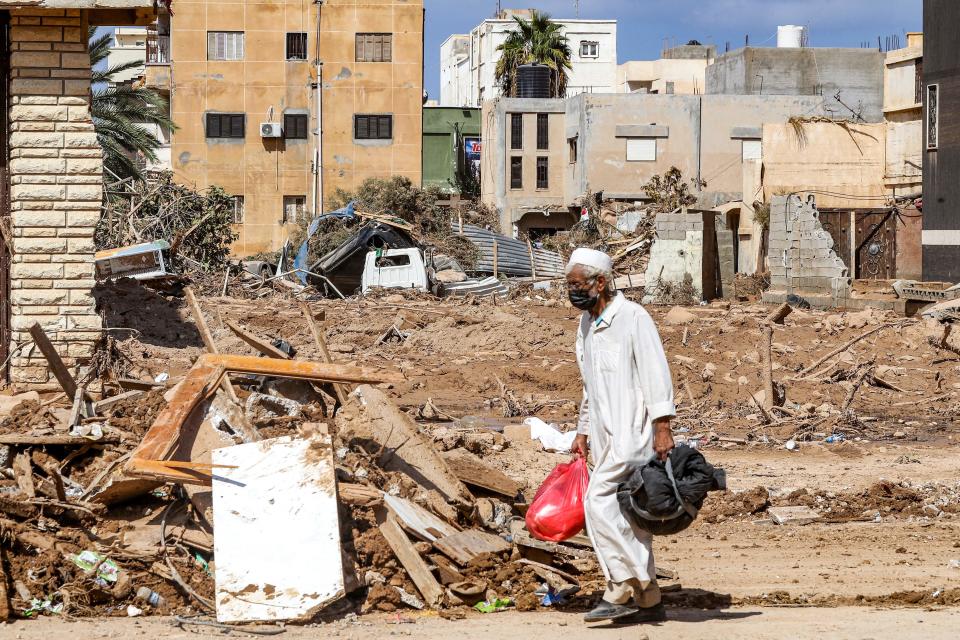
[433,529,511,566]
[184,287,240,404]
[440,449,521,498]
[225,320,291,359]
[338,482,383,506]
[117,378,165,391]
[377,508,444,607]
[298,300,347,404]
[125,354,404,483]
[94,390,144,413]
[28,323,77,399]
[12,453,35,498]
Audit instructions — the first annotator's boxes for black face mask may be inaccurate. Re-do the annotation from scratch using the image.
[569,287,599,310]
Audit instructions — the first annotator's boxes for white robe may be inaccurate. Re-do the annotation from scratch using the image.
[575,293,675,584]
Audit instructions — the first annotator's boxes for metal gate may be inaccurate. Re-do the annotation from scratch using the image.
[0,12,9,380]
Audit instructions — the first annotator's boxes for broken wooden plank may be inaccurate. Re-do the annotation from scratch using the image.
[348,385,473,508]
[184,286,240,404]
[32,451,65,502]
[0,548,10,622]
[123,355,404,487]
[429,553,466,585]
[0,434,120,446]
[225,320,291,359]
[767,505,821,526]
[28,323,77,399]
[377,508,444,607]
[434,528,511,566]
[440,449,521,498]
[383,493,459,542]
[0,495,38,519]
[12,453,35,498]
[511,530,595,560]
[117,378,165,391]
[338,483,383,506]
[94,390,144,413]
[298,300,347,404]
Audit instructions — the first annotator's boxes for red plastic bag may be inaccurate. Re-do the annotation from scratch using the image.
[525,458,589,542]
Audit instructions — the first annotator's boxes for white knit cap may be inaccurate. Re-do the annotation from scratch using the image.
[567,247,613,273]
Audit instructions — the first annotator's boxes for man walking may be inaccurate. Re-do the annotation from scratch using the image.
[566,247,676,624]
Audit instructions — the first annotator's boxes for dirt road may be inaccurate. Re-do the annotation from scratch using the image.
[4,607,957,640]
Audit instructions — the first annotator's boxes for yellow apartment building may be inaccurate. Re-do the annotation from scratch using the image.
[148,0,424,255]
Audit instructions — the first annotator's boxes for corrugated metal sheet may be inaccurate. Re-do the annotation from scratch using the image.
[453,224,565,278]
[440,276,509,298]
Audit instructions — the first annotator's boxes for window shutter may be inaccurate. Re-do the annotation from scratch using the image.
[373,35,382,62]
[383,34,392,61]
[207,32,215,59]
[355,116,367,139]
[365,36,374,62]
[231,115,243,138]
[356,34,364,61]
[207,113,219,137]
[380,116,392,139]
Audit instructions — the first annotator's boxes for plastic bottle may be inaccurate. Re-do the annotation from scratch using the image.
[135,586,165,608]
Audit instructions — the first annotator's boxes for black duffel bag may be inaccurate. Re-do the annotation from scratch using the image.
[617,444,726,535]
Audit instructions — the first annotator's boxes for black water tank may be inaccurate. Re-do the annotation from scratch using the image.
[517,63,551,98]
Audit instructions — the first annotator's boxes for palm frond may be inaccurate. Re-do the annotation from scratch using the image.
[494,10,571,99]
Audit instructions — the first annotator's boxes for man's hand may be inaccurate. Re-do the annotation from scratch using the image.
[653,418,674,461]
[571,434,588,459]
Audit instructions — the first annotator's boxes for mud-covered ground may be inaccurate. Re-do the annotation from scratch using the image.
[10,282,959,635]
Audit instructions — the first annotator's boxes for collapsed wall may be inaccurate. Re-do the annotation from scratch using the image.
[762,194,852,309]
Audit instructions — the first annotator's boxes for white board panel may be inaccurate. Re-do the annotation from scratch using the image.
[213,435,343,622]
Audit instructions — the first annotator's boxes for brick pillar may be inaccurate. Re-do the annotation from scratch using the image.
[7,9,102,387]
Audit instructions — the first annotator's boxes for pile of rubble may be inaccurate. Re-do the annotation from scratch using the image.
[0,293,609,626]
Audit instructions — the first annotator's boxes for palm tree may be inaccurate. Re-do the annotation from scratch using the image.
[89,27,177,180]
[494,10,572,98]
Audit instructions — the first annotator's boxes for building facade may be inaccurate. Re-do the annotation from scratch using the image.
[923,0,960,281]
[161,0,423,256]
[440,10,616,107]
[481,93,824,237]
[422,106,480,195]
[106,26,147,84]
[884,33,923,196]
[617,43,715,95]
[0,0,154,386]
[706,45,885,122]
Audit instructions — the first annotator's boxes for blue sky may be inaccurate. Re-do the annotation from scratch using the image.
[422,0,922,100]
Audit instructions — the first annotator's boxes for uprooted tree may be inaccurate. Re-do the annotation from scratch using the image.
[95,171,237,273]
[642,166,705,213]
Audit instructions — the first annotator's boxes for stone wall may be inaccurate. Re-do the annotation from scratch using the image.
[762,194,852,308]
[8,8,103,387]
[643,210,718,303]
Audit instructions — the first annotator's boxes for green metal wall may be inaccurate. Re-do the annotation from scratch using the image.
[422,107,481,193]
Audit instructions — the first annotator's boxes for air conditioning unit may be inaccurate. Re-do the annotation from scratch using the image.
[260,122,282,138]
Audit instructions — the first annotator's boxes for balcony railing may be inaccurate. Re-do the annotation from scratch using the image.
[146,35,170,65]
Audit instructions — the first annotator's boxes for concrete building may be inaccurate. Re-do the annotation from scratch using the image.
[922,0,959,281]
[0,0,155,387]
[422,106,481,195]
[884,33,923,197]
[617,43,715,95]
[706,45,885,122]
[106,26,147,84]
[481,93,824,237]
[160,0,424,256]
[440,10,616,107]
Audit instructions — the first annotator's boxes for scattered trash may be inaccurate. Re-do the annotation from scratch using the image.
[70,550,120,587]
[785,440,798,451]
[474,598,513,613]
[523,417,577,453]
[127,605,144,617]
[825,434,846,443]
[135,587,166,608]
[526,458,589,542]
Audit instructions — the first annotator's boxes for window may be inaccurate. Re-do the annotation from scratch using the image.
[375,254,411,268]
[286,32,308,60]
[915,59,923,105]
[927,84,939,150]
[536,157,548,189]
[207,31,244,60]
[284,113,308,139]
[282,195,306,224]
[355,33,392,62]
[510,157,522,189]
[206,113,245,138]
[354,114,393,140]
[231,196,245,224]
[665,81,675,95]
[510,113,522,150]
[580,41,598,57]
[626,138,656,162]
[568,137,577,163]
[741,139,762,162]
[536,113,549,150]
